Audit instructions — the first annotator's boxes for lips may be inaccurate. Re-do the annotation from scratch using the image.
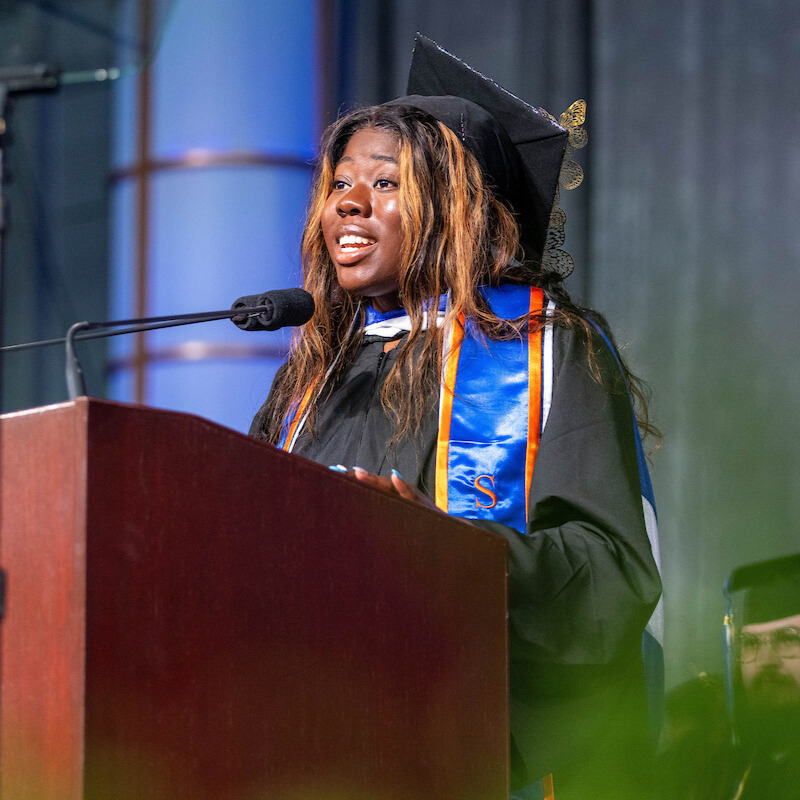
[333,229,377,265]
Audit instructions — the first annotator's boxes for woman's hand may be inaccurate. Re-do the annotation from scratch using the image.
[329,465,442,514]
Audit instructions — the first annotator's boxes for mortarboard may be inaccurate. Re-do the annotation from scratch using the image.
[384,34,574,269]
[727,553,800,625]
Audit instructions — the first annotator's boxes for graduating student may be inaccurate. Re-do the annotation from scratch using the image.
[725,554,800,800]
[251,35,662,800]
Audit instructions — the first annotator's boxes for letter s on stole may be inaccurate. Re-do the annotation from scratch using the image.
[474,475,497,509]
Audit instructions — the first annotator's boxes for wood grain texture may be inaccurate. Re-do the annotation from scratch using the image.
[0,402,88,800]
[1,399,508,800]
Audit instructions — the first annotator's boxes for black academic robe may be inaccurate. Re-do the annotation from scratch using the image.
[251,321,662,800]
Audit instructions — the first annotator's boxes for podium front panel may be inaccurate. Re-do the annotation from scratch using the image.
[2,399,509,800]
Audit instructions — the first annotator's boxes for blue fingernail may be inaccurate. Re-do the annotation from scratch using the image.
[391,469,404,480]
[329,465,347,472]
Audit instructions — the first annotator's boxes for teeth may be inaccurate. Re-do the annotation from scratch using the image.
[339,234,375,247]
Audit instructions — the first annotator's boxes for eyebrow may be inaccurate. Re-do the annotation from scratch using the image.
[338,154,398,164]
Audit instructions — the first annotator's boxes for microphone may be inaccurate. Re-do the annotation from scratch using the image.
[1,288,315,401]
[231,288,315,331]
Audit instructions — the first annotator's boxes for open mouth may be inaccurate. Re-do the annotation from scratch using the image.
[338,234,377,253]
[333,233,378,266]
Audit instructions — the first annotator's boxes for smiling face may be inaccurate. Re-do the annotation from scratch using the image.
[321,127,404,313]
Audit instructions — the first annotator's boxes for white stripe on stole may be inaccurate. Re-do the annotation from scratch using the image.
[284,310,361,452]
[643,496,664,643]
[437,295,455,438]
[286,413,305,453]
[286,368,333,453]
[540,300,556,434]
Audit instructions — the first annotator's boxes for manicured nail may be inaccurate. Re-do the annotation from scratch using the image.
[352,466,367,475]
[329,465,347,472]
[391,469,404,480]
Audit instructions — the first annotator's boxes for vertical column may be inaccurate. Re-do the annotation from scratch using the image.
[110,0,318,432]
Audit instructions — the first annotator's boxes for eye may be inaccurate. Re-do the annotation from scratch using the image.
[740,633,760,651]
[331,178,349,191]
[776,627,800,646]
[375,178,398,189]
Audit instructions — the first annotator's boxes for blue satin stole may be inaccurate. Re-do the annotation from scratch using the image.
[435,284,547,533]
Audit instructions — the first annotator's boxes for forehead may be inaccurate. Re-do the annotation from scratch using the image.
[742,612,800,634]
[337,127,400,165]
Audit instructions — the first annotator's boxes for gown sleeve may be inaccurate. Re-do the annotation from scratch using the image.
[471,323,661,666]
[470,324,662,795]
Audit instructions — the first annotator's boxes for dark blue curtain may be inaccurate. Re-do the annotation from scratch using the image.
[0,1,115,410]
[330,0,800,688]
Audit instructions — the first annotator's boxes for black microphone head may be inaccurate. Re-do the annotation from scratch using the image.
[261,287,315,330]
[231,293,271,331]
[231,288,314,332]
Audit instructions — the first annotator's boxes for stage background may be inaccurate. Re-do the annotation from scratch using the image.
[2,0,798,689]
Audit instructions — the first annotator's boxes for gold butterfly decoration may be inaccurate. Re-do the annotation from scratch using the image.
[560,99,587,147]
[542,100,587,278]
[558,99,587,190]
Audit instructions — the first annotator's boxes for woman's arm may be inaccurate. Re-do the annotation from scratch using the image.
[476,323,661,665]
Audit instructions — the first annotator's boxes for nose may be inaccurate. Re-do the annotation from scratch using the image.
[336,184,371,217]
[755,640,782,667]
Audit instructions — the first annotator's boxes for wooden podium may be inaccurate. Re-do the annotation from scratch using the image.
[0,399,508,800]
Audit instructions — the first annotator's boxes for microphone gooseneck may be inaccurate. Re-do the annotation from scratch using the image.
[0,287,315,401]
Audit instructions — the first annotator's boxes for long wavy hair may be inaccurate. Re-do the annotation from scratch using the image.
[256,104,657,446]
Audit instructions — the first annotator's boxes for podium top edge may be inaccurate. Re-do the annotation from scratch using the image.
[0,398,241,433]
[0,399,79,421]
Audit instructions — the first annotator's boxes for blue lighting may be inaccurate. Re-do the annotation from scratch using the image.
[110,0,318,433]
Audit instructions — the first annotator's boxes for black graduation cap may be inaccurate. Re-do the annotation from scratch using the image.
[727,553,800,625]
[385,34,569,267]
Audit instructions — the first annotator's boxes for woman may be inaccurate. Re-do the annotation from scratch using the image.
[251,42,662,800]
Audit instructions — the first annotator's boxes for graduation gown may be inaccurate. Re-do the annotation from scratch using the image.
[250,319,662,800]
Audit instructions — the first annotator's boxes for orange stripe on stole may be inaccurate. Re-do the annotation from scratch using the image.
[435,312,465,511]
[524,287,545,522]
[543,772,555,800]
[281,383,315,451]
